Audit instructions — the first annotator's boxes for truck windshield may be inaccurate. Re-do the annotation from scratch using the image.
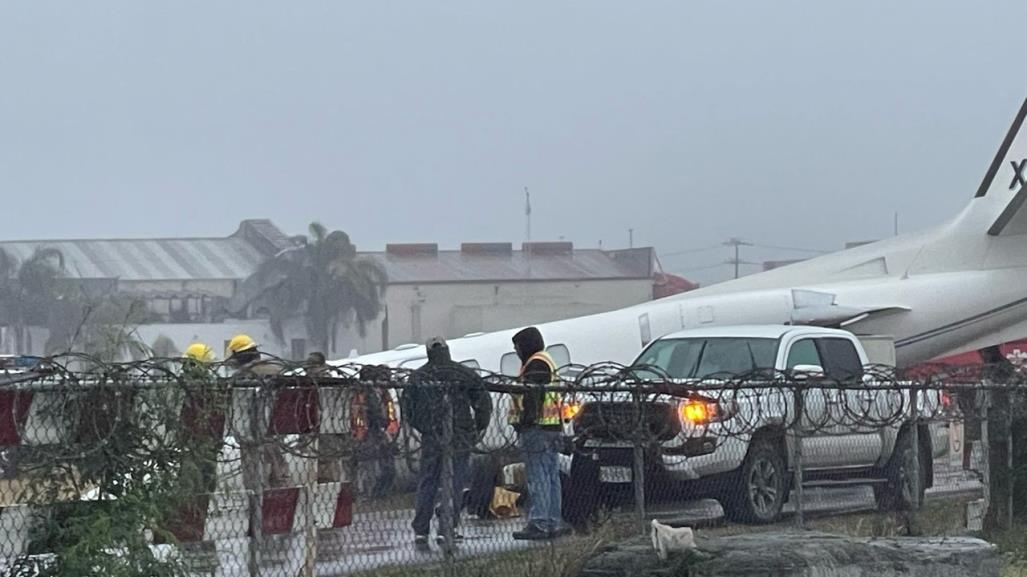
[633,338,778,378]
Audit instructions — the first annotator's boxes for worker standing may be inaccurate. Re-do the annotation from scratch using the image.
[510,327,569,540]
[405,337,492,547]
[225,334,290,488]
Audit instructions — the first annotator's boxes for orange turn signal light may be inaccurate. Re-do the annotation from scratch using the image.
[562,401,582,421]
[680,399,716,424]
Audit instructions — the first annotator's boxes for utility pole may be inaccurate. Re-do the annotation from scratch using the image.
[724,237,753,279]
[894,212,899,236]
[628,228,634,249]
[524,187,532,242]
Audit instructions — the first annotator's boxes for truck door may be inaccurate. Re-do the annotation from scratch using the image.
[783,339,836,469]
[816,337,881,467]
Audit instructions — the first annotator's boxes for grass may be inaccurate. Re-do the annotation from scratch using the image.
[354,498,1019,577]
[985,522,1027,577]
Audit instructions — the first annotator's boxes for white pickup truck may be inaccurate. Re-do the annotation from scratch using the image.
[565,325,946,524]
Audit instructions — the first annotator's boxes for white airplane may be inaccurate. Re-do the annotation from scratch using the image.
[342,96,1027,372]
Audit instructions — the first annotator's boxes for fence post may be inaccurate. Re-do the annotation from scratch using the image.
[632,383,647,530]
[1007,392,1014,530]
[439,379,456,560]
[908,385,921,533]
[981,390,992,524]
[300,388,319,577]
[247,383,268,577]
[792,383,805,529]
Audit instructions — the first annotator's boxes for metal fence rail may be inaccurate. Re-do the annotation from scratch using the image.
[0,355,1008,576]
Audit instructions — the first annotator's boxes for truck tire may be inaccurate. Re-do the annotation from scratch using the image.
[722,437,787,524]
[874,428,928,511]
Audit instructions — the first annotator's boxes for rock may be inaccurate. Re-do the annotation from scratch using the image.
[578,531,999,577]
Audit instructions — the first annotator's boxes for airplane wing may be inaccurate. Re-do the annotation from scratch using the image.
[789,289,910,328]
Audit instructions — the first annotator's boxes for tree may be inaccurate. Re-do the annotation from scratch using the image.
[241,223,387,355]
[0,248,66,354]
[45,294,157,363]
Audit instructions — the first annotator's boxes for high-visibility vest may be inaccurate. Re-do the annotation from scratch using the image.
[508,351,562,426]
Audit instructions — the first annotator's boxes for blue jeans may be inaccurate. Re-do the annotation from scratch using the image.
[519,428,563,532]
[412,438,470,536]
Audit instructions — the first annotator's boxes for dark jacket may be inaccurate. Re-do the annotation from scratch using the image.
[512,327,560,431]
[405,345,493,449]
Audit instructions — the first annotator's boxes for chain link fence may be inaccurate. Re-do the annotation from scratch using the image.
[0,355,1010,576]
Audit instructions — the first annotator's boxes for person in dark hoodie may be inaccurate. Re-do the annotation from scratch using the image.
[405,337,492,547]
[509,327,569,540]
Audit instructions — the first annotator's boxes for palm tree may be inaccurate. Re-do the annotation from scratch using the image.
[241,223,387,355]
[0,247,65,354]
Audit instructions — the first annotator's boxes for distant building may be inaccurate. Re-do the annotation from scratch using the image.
[352,242,657,352]
[0,223,663,360]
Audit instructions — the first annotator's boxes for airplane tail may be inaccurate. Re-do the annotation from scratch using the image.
[962,97,1027,236]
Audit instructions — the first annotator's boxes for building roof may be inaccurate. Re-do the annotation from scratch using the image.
[363,245,654,284]
[0,226,654,285]
[0,220,293,282]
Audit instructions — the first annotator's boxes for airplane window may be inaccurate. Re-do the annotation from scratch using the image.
[816,338,864,380]
[786,340,821,369]
[500,352,521,377]
[639,314,652,347]
[546,344,570,368]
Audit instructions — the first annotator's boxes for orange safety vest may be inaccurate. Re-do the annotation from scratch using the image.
[508,351,562,426]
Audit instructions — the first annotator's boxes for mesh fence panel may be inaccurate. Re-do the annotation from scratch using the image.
[0,355,1006,576]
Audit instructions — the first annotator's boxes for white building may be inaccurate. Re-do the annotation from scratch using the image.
[351,242,657,354]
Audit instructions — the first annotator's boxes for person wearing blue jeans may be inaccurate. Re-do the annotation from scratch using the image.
[411,440,470,543]
[518,428,563,534]
[404,337,492,546]
[510,327,570,540]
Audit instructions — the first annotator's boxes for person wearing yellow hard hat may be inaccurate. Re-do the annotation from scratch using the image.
[226,333,290,489]
[225,334,282,376]
[184,342,216,364]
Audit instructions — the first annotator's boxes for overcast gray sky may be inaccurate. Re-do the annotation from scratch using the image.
[2,1,1026,285]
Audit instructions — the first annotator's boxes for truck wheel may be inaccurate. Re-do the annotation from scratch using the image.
[723,438,787,524]
[874,429,928,511]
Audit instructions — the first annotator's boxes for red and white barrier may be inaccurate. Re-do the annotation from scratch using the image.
[0,384,358,563]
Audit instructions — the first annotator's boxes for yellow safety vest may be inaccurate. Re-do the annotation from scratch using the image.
[508,351,562,427]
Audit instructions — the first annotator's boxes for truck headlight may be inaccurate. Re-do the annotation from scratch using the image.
[679,398,732,425]
[562,401,582,421]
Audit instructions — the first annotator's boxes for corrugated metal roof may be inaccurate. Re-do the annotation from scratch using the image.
[0,237,266,281]
[363,248,654,284]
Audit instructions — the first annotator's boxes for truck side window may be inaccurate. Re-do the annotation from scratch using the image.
[786,339,821,369]
[816,338,864,380]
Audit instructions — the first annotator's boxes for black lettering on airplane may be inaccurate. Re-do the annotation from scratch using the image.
[1012,158,1027,191]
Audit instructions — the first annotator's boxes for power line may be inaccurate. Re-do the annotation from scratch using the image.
[672,262,730,272]
[660,244,723,257]
[751,241,829,252]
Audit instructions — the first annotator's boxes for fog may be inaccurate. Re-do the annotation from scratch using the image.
[2,1,1025,285]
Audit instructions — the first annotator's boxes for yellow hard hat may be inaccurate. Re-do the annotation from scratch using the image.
[227,334,258,356]
[184,343,215,363]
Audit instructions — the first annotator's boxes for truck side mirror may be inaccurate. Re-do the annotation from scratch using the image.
[791,364,824,376]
